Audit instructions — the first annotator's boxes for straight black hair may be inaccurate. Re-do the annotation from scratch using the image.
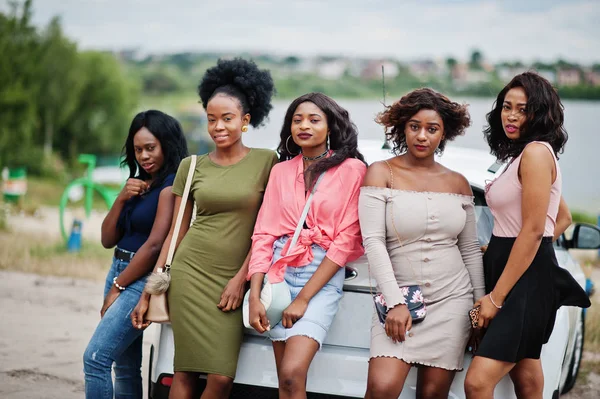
[121,110,189,188]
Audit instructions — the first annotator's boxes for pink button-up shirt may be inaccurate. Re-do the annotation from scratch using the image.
[248,155,366,283]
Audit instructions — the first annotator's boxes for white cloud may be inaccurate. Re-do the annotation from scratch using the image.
[16,0,599,63]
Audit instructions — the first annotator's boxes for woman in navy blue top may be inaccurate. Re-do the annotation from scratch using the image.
[83,110,188,399]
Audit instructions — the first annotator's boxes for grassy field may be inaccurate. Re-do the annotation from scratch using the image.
[0,231,112,281]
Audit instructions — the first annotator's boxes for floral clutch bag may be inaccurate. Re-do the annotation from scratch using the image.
[373,285,427,326]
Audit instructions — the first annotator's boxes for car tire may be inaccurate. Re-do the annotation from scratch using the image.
[561,310,585,394]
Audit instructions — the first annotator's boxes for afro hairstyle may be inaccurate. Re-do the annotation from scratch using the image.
[198,58,275,128]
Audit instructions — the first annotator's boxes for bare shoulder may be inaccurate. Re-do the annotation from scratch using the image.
[521,142,555,166]
[444,167,473,196]
[362,160,392,188]
[519,142,555,185]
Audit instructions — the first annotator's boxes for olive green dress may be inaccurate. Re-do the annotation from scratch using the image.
[168,149,278,377]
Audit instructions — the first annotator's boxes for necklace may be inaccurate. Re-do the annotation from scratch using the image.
[302,149,328,161]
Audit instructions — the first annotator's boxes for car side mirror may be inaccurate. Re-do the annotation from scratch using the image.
[571,223,600,250]
[345,266,358,281]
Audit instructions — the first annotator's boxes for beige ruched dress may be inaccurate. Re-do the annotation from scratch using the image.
[358,187,485,370]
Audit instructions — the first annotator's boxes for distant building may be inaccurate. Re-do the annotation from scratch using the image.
[451,63,490,87]
[497,66,529,83]
[361,60,399,80]
[317,60,347,80]
[114,48,149,62]
[557,69,582,86]
[481,61,495,73]
[451,63,469,82]
[296,58,318,74]
[585,70,600,87]
[408,60,437,80]
[537,70,557,84]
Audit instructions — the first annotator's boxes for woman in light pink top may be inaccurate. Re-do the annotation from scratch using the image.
[247,92,366,398]
[465,72,590,399]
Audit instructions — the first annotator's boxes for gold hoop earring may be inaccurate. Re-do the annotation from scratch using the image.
[285,136,298,155]
[241,125,248,133]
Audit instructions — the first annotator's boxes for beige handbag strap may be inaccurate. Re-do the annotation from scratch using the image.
[165,155,196,269]
[382,160,422,285]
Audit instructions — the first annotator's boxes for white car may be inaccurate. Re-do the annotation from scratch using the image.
[147,140,599,398]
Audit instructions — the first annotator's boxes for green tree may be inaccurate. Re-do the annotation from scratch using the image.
[36,16,84,157]
[469,49,483,70]
[0,0,40,169]
[0,0,140,173]
[142,69,181,93]
[446,57,457,70]
[59,51,140,161]
[283,56,300,67]
[533,61,554,71]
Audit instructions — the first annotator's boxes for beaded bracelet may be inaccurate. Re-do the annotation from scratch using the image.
[113,276,126,291]
[488,292,502,309]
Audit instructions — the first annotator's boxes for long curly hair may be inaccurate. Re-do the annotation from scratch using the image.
[277,93,366,187]
[484,71,567,162]
[197,58,275,127]
[121,110,189,189]
[377,88,470,155]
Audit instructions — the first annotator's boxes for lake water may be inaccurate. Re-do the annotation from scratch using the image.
[242,98,600,215]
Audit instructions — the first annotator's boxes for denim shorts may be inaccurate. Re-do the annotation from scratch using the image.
[268,236,345,348]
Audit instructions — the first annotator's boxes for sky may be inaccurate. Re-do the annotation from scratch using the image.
[9,0,600,64]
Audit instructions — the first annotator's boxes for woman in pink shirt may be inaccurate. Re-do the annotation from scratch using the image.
[247,92,366,398]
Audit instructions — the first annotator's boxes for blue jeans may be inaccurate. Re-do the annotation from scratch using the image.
[83,255,147,399]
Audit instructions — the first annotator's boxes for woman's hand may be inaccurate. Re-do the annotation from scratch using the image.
[119,178,149,201]
[475,294,501,329]
[282,297,309,328]
[131,293,152,330]
[100,285,121,318]
[217,276,246,312]
[249,296,270,333]
[384,304,412,343]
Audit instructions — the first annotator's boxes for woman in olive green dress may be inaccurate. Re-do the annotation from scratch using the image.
[131,58,277,398]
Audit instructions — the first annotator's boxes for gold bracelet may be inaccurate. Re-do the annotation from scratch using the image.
[488,292,502,309]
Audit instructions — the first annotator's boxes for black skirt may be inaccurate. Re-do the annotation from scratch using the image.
[476,235,590,363]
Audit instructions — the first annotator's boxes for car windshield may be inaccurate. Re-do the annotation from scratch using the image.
[473,188,493,247]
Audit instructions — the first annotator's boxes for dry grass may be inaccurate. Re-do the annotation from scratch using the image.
[585,288,600,354]
[4,177,118,217]
[0,231,111,281]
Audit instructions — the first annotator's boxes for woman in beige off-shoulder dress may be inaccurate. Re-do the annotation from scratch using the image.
[359,88,485,399]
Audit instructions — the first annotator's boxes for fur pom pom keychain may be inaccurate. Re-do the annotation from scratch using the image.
[145,267,171,295]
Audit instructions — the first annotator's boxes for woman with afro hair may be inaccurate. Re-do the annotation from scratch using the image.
[359,88,485,398]
[247,92,367,398]
[464,73,590,398]
[132,58,278,398]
